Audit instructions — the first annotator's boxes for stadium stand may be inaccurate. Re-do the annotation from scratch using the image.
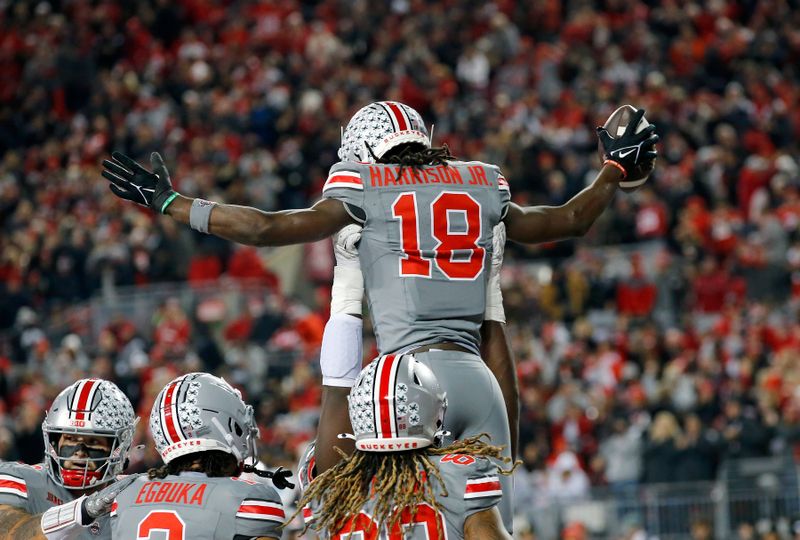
[1,1,800,538]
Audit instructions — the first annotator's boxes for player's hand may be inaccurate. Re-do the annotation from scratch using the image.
[102,151,177,213]
[82,474,140,522]
[334,224,362,269]
[596,109,659,178]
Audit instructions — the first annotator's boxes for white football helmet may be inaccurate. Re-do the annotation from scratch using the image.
[338,101,430,163]
[149,372,258,466]
[42,378,137,490]
[346,354,447,452]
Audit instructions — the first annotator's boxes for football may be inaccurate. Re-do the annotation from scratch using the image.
[599,104,656,192]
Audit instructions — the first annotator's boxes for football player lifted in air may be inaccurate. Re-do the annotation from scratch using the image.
[102,101,658,532]
[0,378,137,539]
[292,353,514,540]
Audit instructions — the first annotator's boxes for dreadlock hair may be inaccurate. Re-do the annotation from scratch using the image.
[147,451,239,480]
[366,142,456,185]
[287,434,518,540]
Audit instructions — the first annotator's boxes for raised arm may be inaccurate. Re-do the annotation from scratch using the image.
[102,152,355,247]
[505,107,658,245]
[464,507,512,540]
[168,196,353,247]
[504,164,620,244]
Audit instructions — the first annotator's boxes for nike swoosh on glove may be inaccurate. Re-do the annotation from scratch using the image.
[102,152,177,213]
[596,108,659,179]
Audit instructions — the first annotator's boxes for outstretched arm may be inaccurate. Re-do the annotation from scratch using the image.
[102,152,355,247]
[167,196,354,247]
[505,107,658,245]
[504,164,621,244]
[464,507,512,540]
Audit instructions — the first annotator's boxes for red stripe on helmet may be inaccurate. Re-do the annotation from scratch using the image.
[162,381,182,443]
[385,102,408,131]
[74,379,98,420]
[377,355,398,438]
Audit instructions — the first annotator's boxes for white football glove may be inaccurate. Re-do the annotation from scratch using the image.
[334,224,362,269]
[485,222,506,323]
[330,224,364,316]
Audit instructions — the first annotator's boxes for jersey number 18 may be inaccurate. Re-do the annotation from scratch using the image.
[392,191,485,280]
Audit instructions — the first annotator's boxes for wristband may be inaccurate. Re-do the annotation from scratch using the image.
[41,495,87,539]
[331,265,364,316]
[603,159,627,179]
[189,198,216,233]
[160,192,179,214]
[320,313,363,387]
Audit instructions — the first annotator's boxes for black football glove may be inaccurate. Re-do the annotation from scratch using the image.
[102,151,177,213]
[596,108,659,179]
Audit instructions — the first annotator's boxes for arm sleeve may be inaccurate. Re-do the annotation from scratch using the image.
[0,462,35,511]
[233,483,285,540]
[322,162,366,223]
[459,457,504,518]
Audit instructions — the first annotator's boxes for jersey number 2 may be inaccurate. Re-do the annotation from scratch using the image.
[392,192,485,280]
[137,510,186,540]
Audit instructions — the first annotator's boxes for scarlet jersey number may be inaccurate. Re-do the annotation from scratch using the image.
[137,510,186,540]
[333,503,444,539]
[392,191,485,280]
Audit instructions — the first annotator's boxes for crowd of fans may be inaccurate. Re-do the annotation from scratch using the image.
[2,0,800,537]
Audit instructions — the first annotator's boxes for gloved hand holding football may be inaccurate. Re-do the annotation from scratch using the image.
[597,106,659,192]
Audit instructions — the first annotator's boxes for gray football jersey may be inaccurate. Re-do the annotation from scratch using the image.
[323,160,511,354]
[0,460,112,538]
[303,453,502,539]
[111,472,284,539]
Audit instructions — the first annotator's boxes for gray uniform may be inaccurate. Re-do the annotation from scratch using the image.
[0,461,111,538]
[111,472,284,539]
[305,454,502,539]
[323,160,514,530]
[323,160,510,355]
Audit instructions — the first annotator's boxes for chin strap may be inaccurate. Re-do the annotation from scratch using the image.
[337,433,356,441]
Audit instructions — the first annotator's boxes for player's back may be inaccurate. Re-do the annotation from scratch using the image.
[323,160,510,354]
[307,453,502,539]
[111,472,284,540]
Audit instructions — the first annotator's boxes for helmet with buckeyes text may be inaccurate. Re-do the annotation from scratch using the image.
[346,354,447,452]
[149,372,258,466]
[42,378,137,490]
[338,101,430,163]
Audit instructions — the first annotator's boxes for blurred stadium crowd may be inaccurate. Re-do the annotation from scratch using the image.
[2,0,800,537]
